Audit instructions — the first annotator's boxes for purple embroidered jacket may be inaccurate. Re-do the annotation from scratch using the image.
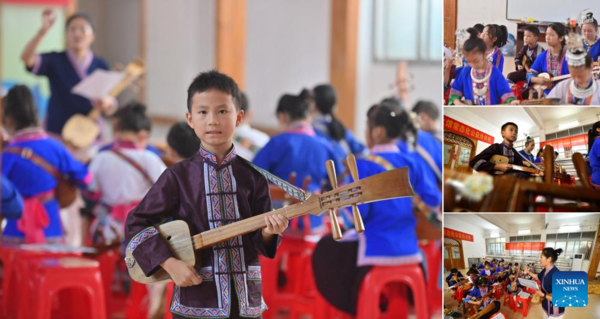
[125,145,279,318]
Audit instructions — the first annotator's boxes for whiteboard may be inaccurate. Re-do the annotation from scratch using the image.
[506,0,600,23]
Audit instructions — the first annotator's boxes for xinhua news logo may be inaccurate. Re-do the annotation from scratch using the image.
[552,271,588,307]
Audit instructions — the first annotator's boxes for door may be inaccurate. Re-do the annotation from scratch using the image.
[444,132,476,174]
[444,239,466,270]
[443,0,458,49]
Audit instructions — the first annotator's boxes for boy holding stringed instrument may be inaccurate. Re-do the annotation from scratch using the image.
[469,122,542,179]
[508,26,545,84]
[124,71,290,318]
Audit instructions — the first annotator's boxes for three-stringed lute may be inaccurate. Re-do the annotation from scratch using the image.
[490,155,542,175]
[125,161,415,283]
[533,66,600,92]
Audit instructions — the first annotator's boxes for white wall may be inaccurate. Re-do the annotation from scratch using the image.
[245,0,330,129]
[457,0,517,41]
[355,0,443,142]
[543,108,600,135]
[145,0,216,118]
[444,218,488,269]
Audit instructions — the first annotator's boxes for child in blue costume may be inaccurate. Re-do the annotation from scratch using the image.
[482,24,508,73]
[312,103,440,315]
[2,85,91,244]
[527,23,570,97]
[581,12,600,62]
[253,89,343,233]
[312,84,366,162]
[449,29,517,105]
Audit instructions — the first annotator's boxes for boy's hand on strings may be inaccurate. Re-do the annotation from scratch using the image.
[41,9,56,33]
[263,214,289,235]
[160,257,203,287]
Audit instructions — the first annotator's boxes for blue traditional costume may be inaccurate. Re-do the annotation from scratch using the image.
[253,122,343,232]
[312,143,440,315]
[590,138,600,189]
[527,49,569,96]
[449,64,516,105]
[2,128,91,243]
[312,114,366,162]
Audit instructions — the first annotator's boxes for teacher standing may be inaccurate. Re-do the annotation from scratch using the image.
[21,9,115,137]
[527,247,565,319]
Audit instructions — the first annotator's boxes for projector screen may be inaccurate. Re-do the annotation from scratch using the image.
[506,1,600,23]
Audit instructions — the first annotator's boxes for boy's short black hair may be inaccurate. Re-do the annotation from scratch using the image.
[554,151,559,156]
[501,122,518,131]
[485,261,490,266]
[114,102,151,133]
[524,25,540,37]
[167,121,201,159]
[451,268,458,273]
[187,70,241,112]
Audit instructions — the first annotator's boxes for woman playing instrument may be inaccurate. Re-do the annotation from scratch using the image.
[449,29,518,105]
[527,248,565,318]
[547,33,600,104]
[527,23,570,97]
[21,9,116,138]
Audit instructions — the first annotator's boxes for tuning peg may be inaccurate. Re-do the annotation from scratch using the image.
[325,160,343,241]
[346,154,365,233]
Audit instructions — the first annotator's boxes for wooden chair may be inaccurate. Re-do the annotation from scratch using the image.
[572,152,592,189]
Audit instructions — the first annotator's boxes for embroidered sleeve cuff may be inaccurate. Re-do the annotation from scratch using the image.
[253,230,281,259]
[128,226,174,277]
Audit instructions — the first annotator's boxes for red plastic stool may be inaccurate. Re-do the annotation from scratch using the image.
[126,280,150,319]
[164,281,175,319]
[19,257,106,319]
[260,235,321,319]
[419,241,442,316]
[91,248,121,312]
[502,292,515,311]
[356,264,428,319]
[515,293,531,317]
[8,249,81,318]
[0,245,19,317]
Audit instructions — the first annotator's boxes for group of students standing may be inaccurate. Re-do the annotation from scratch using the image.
[445,10,600,105]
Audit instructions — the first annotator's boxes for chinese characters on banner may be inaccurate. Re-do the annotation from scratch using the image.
[444,228,474,242]
[505,242,546,251]
[444,115,495,144]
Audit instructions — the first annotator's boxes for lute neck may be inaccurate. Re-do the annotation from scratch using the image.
[191,197,320,250]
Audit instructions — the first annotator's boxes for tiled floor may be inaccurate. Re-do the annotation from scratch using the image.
[443,269,600,318]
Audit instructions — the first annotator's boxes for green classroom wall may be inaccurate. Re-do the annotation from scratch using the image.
[2,4,65,99]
